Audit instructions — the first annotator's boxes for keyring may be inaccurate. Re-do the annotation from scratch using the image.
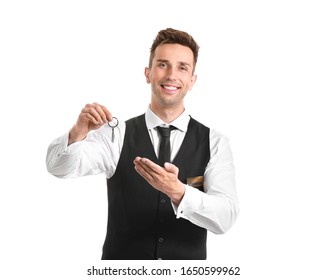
[108,117,119,128]
[108,117,119,143]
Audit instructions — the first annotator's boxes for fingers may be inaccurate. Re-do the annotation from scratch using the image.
[134,162,152,182]
[133,157,184,203]
[134,157,156,181]
[164,162,179,175]
[133,158,156,183]
[134,157,161,174]
[69,102,113,145]
[82,103,112,125]
[133,157,180,184]
[134,157,179,176]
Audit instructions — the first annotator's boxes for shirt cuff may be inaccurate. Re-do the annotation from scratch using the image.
[172,184,203,219]
[52,132,82,159]
[64,133,85,154]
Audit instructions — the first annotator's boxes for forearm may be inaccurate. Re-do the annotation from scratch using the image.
[46,128,117,178]
[68,124,88,145]
[46,132,81,178]
[46,123,124,179]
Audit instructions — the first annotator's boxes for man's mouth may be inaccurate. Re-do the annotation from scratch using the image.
[161,84,181,91]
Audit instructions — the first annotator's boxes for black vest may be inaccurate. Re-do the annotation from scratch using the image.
[102,114,210,260]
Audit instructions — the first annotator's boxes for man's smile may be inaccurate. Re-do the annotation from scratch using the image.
[161,84,181,92]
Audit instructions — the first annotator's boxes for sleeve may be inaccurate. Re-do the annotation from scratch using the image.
[172,130,239,234]
[46,124,124,179]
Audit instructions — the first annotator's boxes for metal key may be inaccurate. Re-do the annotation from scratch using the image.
[111,127,115,142]
[108,117,119,143]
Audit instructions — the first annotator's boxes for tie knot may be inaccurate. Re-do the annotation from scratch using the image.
[157,126,175,138]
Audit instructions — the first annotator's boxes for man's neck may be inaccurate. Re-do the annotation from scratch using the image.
[150,103,184,124]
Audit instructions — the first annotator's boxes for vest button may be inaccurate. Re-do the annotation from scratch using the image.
[157,258,162,260]
[160,198,167,204]
[158,237,164,243]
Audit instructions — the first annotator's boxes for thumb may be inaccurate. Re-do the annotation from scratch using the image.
[164,162,179,175]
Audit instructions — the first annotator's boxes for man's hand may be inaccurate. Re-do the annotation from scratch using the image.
[133,157,185,205]
[68,103,112,145]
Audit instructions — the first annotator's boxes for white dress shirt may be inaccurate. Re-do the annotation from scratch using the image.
[46,107,239,234]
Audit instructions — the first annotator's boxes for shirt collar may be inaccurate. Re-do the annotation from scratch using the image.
[145,106,190,132]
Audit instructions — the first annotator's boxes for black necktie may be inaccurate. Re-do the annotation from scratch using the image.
[156,126,175,166]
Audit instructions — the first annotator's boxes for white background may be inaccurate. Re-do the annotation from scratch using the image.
[1,0,326,279]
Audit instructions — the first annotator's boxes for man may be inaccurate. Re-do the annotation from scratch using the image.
[46,28,239,260]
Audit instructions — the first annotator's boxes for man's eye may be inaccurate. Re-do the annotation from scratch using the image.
[159,63,167,68]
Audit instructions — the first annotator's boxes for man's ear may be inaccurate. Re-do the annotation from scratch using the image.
[144,67,151,84]
[189,74,197,90]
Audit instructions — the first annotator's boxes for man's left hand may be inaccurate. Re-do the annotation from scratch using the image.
[133,157,185,205]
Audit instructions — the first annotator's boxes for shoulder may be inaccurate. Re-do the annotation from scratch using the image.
[190,117,231,153]
[125,114,145,127]
[190,117,227,141]
[207,128,233,163]
[209,128,229,143]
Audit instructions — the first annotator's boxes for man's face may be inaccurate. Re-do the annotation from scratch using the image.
[145,44,197,110]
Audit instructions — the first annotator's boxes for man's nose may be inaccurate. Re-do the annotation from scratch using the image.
[165,67,178,80]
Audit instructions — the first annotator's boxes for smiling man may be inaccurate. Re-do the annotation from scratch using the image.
[46,28,239,260]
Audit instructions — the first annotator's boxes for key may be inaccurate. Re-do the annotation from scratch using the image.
[108,117,119,143]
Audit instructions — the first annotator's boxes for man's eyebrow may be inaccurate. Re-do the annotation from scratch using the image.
[179,61,192,68]
[156,59,169,63]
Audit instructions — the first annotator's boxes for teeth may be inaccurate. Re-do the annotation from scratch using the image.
[163,86,178,90]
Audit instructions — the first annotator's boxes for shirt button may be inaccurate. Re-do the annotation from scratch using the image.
[158,237,164,243]
[160,198,166,204]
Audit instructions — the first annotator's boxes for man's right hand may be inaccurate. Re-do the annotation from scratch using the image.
[68,103,112,145]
